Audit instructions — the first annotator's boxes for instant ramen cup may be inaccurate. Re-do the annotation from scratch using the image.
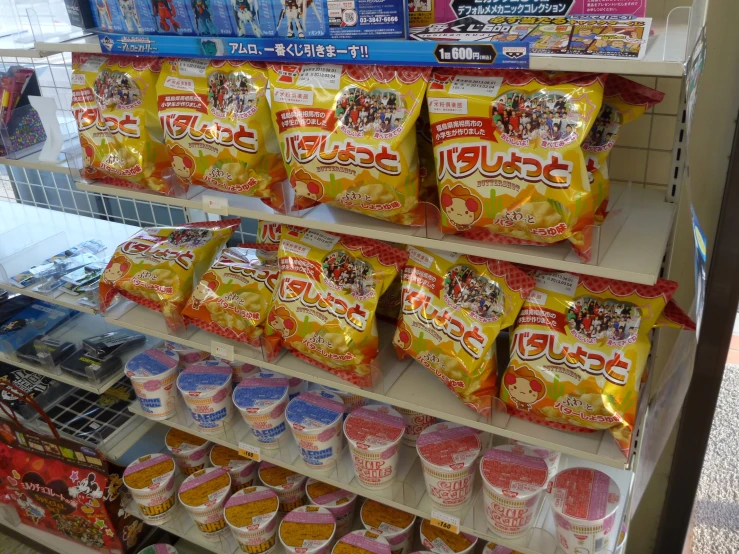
[614,523,627,554]
[210,444,259,492]
[360,499,416,554]
[480,446,549,538]
[286,391,345,471]
[319,385,368,418]
[233,375,290,447]
[394,407,436,447]
[259,461,308,513]
[224,486,280,554]
[344,405,405,490]
[279,506,336,554]
[230,361,261,384]
[138,545,178,554]
[547,468,621,554]
[332,530,391,554]
[416,423,481,511]
[177,362,234,433]
[419,518,478,554]
[306,478,358,540]
[482,544,523,554]
[125,348,180,420]
[256,369,306,400]
[178,467,232,541]
[509,440,560,482]
[123,454,177,526]
[165,340,209,368]
[164,428,212,475]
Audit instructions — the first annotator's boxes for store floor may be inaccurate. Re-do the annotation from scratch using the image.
[0,531,45,554]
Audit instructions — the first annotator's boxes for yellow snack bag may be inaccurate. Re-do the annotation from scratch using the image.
[427,70,605,261]
[71,53,172,194]
[393,247,534,414]
[501,271,694,454]
[268,64,431,226]
[265,230,408,387]
[256,221,282,244]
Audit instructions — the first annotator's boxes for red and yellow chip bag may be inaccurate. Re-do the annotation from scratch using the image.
[393,247,535,414]
[265,229,408,387]
[501,271,695,454]
[268,64,431,226]
[100,220,239,332]
[71,54,173,194]
[256,221,282,245]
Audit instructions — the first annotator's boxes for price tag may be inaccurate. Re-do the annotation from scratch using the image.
[430,510,460,534]
[203,194,229,215]
[238,442,261,462]
[211,340,234,362]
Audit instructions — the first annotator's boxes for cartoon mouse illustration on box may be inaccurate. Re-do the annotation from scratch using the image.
[504,366,546,411]
[69,472,104,509]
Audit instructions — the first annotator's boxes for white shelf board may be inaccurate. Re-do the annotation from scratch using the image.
[0,149,71,173]
[35,34,101,54]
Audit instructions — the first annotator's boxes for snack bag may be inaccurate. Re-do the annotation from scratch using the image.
[426,70,606,261]
[393,247,534,414]
[71,54,173,194]
[158,60,286,202]
[99,220,239,332]
[256,220,282,245]
[417,103,438,205]
[268,64,431,226]
[501,271,695,454]
[265,229,408,387]
[583,75,665,222]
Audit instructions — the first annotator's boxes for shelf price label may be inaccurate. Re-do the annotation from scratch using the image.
[203,194,229,215]
[238,442,261,462]
[434,44,498,65]
[430,510,460,534]
[211,340,235,362]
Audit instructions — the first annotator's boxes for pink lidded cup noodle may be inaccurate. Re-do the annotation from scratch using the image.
[360,499,416,554]
[344,405,405,490]
[332,530,391,554]
[547,468,621,554]
[306,478,358,539]
[285,390,345,471]
[259,461,308,513]
[164,427,212,475]
[419,518,478,554]
[394,407,436,447]
[508,439,560,482]
[177,361,234,433]
[481,543,524,554]
[416,422,481,511]
[279,505,337,554]
[224,485,280,554]
[210,444,259,492]
[164,340,208,367]
[178,466,232,541]
[125,348,180,420]
[123,454,178,526]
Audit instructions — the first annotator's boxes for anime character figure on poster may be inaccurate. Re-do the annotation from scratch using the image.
[119,0,144,33]
[277,0,322,38]
[192,0,218,34]
[153,0,182,32]
[232,0,262,37]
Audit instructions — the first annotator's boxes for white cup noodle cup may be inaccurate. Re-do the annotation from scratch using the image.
[229,361,262,384]
[138,545,179,554]
[234,375,290,447]
[164,428,212,476]
[178,466,233,541]
[614,523,627,554]
[360,499,416,554]
[289,378,307,400]
[481,543,524,554]
[210,444,259,492]
[177,362,234,433]
[480,446,549,539]
[123,454,177,525]
[286,391,345,470]
[306,478,358,540]
[344,405,405,490]
[393,407,436,447]
[332,529,391,554]
[259,461,308,513]
[319,385,368,418]
[416,423,482,511]
[419,518,478,554]
[279,506,336,554]
[165,340,209,368]
[224,485,281,554]
[509,439,561,482]
[547,468,621,554]
[126,348,180,420]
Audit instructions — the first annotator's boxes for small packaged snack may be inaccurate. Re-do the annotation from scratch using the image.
[393,246,535,414]
[501,271,695,454]
[268,64,431,226]
[265,229,407,387]
[99,220,239,332]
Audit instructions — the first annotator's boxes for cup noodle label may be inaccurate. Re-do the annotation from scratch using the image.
[280,508,336,550]
[481,448,548,494]
[396,408,436,446]
[361,500,414,554]
[125,349,179,377]
[420,520,476,554]
[307,479,357,537]
[417,425,481,469]
[260,462,308,512]
[336,531,390,554]
[225,487,280,529]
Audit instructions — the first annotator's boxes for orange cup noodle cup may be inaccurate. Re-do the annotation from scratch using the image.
[257,221,283,245]
[177,363,234,433]
[319,385,369,418]
[547,468,621,554]
[209,444,259,492]
[479,446,549,538]
[123,454,177,526]
[306,479,358,540]
[233,375,290,447]
[419,518,478,554]
[482,545,523,554]
[286,391,345,470]
[258,461,309,513]
[279,505,337,554]
[165,340,210,367]
[225,485,281,554]
[125,348,180,420]
[360,499,416,554]
[157,60,286,201]
[178,467,232,541]
[139,545,179,554]
[508,439,560,482]
[344,405,405,490]
[394,407,436,447]
[267,64,432,227]
[332,530,391,554]
[71,54,173,194]
[164,428,212,475]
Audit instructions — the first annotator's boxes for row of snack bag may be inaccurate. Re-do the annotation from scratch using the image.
[72,55,664,262]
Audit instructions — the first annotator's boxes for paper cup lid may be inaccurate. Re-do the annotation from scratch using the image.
[259,461,307,490]
[125,349,178,378]
[482,543,522,554]
[188,360,232,371]
[480,446,548,495]
[286,391,344,429]
[547,468,620,521]
[233,377,290,410]
[138,545,178,554]
[165,428,209,454]
[210,444,255,470]
[306,478,357,507]
[416,422,481,470]
[344,405,405,448]
[420,519,477,553]
[224,486,279,530]
[360,499,415,535]
[177,365,232,395]
[332,530,390,554]
[179,467,231,508]
[280,506,336,549]
[123,454,175,490]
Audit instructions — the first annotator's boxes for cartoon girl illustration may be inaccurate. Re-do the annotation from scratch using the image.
[102,256,130,284]
[394,320,412,351]
[169,144,195,184]
[504,366,546,411]
[268,306,297,339]
[190,278,218,310]
[290,168,324,202]
[15,493,45,523]
[440,185,483,231]
[80,136,97,176]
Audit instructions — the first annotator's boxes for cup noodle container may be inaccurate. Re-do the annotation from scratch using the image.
[230,361,261,384]
[319,385,368,418]
[224,485,280,554]
[509,439,560,482]
[126,349,180,420]
[547,468,621,554]
[482,543,523,554]
[210,444,259,492]
[286,391,345,471]
[394,407,436,447]
[479,445,549,539]
[234,375,290,447]
[306,478,358,540]
[138,545,178,554]
[332,530,391,554]
[416,423,481,511]
[123,454,177,525]
[344,405,405,490]
[165,340,209,368]
[614,523,627,554]
[419,518,478,554]
[178,466,233,541]
[279,505,336,554]
[259,461,308,513]
[177,362,234,433]
[360,499,416,554]
[164,428,212,476]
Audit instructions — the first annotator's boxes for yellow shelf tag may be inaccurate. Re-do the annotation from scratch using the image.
[430,509,460,534]
[238,442,261,462]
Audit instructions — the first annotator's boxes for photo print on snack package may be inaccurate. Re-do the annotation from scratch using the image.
[336,87,409,138]
[207,70,258,116]
[492,90,580,146]
[443,264,504,322]
[93,70,141,108]
[566,296,641,346]
[322,250,375,298]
